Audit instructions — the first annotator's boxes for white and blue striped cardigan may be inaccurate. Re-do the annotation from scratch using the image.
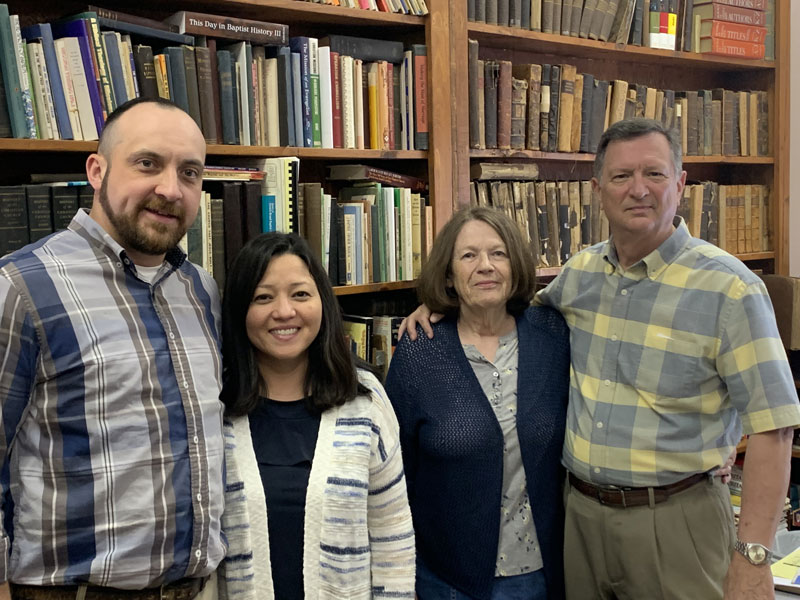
[218,370,416,599]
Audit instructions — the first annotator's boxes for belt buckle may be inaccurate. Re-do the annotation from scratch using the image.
[600,484,627,508]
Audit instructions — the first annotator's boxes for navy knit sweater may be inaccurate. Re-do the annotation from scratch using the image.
[385,306,570,600]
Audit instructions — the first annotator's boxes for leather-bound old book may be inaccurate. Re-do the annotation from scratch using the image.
[586,0,606,38]
[547,64,561,152]
[552,0,563,34]
[542,0,556,33]
[524,183,540,264]
[579,74,594,153]
[587,79,609,153]
[521,0,532,29]
[497,60,513,149]
[685,90,699,156]
[561,0,573,35]
[470,162,540,180]
[688,184,703,238]
[557,181,571,264]
[599,0,621,41]
[477,59,486,149]
[545,181,561,266]
[194,46,218,144]
[631,0,645,44]
[643,86,656,119]
[579,181,592,248]
[663,89,676,129]
[570,0,584,36]
[509,0,523,27]
[756,91,768,156]
[484,61,499,149]
[654,90,665,125]
[701,89,713,156]
[708,182,719,248]
[611,0,638,44]
[510,77,528,150]
[539,64,551,153]
[676,95,687,155]
[579,0,599,37]
[711,99,722,155]
[700,181,712,242]
[623,88,637,120]
[132,45,158,99]
[556,64,576,152]
[738,90,748,156]
[633,83,646,118]
[512,63,542,150]
[498,0,510,27]
[570,73,583,152]
[608,79,628,126]
[534,182,550,267]
[486,0,499,24]
[531,0,543,31]
[468,39,481,149]
[476,0,487,22]
[568,181,581,256]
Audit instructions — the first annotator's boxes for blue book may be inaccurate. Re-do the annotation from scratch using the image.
[261,195,276,232]
[216,50,237,145]
[21,23,73,139]
[288,37,312,147]
[101,31,126,108]
[51,19,105,134]
[244,43,255,146]
[340,204,363,285]
[165,47,189,114]
[291,51,302,148]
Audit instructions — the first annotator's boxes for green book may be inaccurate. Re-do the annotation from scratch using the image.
[309,37,321,148]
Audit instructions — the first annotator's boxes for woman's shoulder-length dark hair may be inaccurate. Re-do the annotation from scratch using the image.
[415,206,537,317]
[220,232,367,417]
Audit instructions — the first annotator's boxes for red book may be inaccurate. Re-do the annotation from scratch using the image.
[376,0,391,10]
[693,0,767,10]
[698,19,767,43]
[698,36,765,58]
[659,11,669,33]
[330,50,343,148]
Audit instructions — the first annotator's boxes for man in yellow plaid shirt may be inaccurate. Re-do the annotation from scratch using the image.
[539,118,799,600]
[404,118,800,600]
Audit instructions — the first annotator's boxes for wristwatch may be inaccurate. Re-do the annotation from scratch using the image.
[734,540,773,566]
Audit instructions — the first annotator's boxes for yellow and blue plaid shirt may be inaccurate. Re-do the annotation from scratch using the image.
[537,218,800,487]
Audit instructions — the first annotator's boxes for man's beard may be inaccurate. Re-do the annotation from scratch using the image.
[98,169,189,257]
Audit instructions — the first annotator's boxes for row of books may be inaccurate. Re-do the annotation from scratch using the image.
[0,6,429,149]
[468,43,769,157]
[342,314,405,376]
[466,0,775,60]
[293,0,429,15]
[468,176,770,268]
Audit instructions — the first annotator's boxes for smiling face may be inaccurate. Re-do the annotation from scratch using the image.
[245,253,323,376]
[449,219,512,313]
[87,103,206,266]
[593,132,687,251]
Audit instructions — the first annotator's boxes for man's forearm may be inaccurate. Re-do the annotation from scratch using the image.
[738,427,793,545]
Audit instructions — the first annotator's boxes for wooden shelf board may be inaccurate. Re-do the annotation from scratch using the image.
[467,23,776,71]
[793,448,800,459]
[333,280,416,295]
[0,140,427,160]
[737,252,775,261]
[469,149,773,165]
[184,0,425,27]
[537,266,562,278]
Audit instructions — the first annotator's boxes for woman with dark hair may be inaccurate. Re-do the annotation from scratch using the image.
[217,232,415,600]
[385,207,570,600]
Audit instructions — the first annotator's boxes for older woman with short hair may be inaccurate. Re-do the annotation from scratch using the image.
[385,207,570,600]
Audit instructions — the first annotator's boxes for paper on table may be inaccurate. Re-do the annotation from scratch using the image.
[772,547,800,581]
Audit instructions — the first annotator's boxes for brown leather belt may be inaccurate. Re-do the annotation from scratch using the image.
[10,576,207,600]
[568,472,708,508]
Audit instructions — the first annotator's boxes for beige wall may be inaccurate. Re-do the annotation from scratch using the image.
[791,2,799,276]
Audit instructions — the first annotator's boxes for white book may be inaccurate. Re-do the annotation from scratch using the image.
[52,38,83,141]
[343,212,355,286]
[400,187,413,280]
[252,47,265,146]
[118,36,137,101]
[353,58,365,150]
[121,35,139,98]
[232,42,250,145]
[200,191,213,274]
[317,45,333,149]
[264,57,280,147]
[291,52,304,147]
[11,15,35,138]
[383,187,397,282]
[340,55,355,149]
[26,42,55,139]
[322,192,332,272]
[58,37,97,140]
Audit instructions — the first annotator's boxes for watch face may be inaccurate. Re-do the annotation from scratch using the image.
[748,545,767,564]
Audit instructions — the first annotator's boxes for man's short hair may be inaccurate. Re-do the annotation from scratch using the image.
[97,97,186,156]
[593,118,683,179]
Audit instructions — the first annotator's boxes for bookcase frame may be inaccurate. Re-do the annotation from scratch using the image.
[443,0,791,276]
[0,0,456,297]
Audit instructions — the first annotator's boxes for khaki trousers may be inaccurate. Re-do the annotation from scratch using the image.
[564,476,735,600]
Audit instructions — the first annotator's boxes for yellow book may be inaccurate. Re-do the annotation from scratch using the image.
[368,63,379,150]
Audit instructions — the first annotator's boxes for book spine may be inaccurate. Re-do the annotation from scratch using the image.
[321,35,404,63]
[10,17,35,137]
[700,36,765,58]
[317,45,334,148]
[468,39,480,149]
[331,50,343,148]
[557,64,576,152]
[695,3,766,26]
[182,46,204,131]
[697,0,766,8]
[193,47,217,144]
[0,186,29,255]
[289,38,313,147]
[510,77,527,150]
[702,20,767,43]
[411,44,428,150]
[216,50,237,145]
[579,73,594,153]
[484,61,498,149]
[170,12,288,45]
[496,60,512,150]
[539,64,551,153]
[547,64,560,152]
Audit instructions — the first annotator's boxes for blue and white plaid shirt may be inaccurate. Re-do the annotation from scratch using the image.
[0,210,226,588]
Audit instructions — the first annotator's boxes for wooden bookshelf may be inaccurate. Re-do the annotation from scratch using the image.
[333,280,417,296]
[445,0,791,276]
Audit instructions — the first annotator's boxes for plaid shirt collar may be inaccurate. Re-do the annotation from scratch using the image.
[603,216,690,281]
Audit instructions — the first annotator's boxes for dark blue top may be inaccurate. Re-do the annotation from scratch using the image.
[249,398,321,600]
[385,306,570,600]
